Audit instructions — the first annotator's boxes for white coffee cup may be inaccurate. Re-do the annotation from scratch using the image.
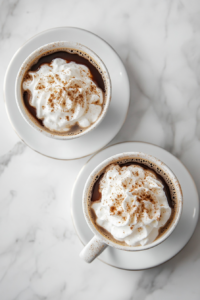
[15,41,112,140]
[80,152,183,263]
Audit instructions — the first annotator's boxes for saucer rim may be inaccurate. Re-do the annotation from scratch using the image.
[71,141,199,270]
[3,26,130,160]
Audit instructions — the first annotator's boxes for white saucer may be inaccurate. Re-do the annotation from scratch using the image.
[71,142,199,270]
[4,27,130,160]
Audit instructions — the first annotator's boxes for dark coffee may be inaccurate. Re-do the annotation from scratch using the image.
[30,51,105,91]
[22,49,106,136]
[88,157,179,246]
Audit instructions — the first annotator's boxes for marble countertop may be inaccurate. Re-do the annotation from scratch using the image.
[1,0,200,299]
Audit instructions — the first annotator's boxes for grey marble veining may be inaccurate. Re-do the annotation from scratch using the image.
[0,142,25,176]
[1,0,200,299]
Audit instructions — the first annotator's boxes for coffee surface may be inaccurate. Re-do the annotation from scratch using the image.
[30,51,105,92]
[89,159,177,246]
[22,50,106,135]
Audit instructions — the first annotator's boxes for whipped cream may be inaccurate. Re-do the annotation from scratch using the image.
[92,164,171,246]
[23,58,104,132]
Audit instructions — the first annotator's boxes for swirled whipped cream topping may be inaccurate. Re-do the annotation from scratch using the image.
[23,58,104,132]
[92,164,171,246]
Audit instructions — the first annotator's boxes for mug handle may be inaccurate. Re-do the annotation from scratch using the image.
[79,236,108,263]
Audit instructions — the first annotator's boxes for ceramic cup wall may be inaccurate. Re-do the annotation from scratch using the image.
[15,41,112,140]
[80,152,183,263]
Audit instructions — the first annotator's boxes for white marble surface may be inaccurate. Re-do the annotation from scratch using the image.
[1,0,200,299]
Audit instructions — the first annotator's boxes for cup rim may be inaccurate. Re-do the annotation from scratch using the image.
[82,152,183,252]
[15,41,112,140]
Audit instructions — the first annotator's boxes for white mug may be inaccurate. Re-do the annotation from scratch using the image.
[15,41,112,140]
[80,152,183,263]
